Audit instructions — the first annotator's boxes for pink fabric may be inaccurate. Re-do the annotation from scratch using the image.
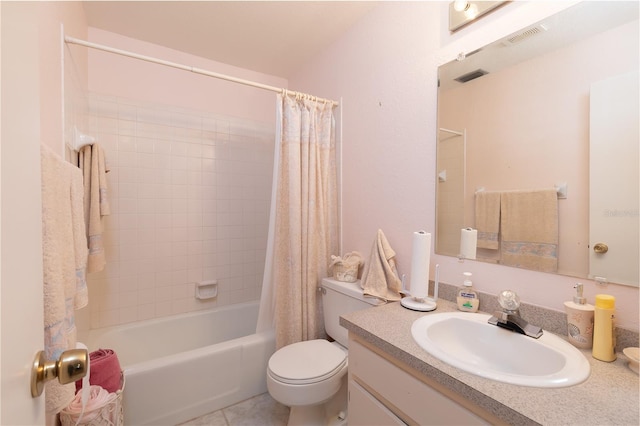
[64,385,116,423]
[76,349,122,393]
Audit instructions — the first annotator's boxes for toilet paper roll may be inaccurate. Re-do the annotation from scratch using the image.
[410,231,431,299]
[460,228,478,260]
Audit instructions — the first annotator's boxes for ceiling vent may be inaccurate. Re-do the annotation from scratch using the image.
[503,24,548,46]
[454,69,489,84]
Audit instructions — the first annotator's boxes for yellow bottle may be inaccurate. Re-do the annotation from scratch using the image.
[592,294,616,362]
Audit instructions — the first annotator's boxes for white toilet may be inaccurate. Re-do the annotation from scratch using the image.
[267,278,381,426]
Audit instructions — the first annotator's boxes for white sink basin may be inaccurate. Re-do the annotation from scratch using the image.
[411,312,590,388]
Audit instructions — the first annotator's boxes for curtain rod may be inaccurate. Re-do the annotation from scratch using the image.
[64,35,339,106]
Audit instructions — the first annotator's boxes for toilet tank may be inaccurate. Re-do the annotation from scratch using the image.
[321,278,382,347]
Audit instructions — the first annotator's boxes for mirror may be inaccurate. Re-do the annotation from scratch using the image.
[436,1,639,287]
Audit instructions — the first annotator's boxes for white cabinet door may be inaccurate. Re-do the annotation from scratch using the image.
[348,380,406,426]
[589,71,639,286]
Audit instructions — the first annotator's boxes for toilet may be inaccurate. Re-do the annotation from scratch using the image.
[267,278,382,426]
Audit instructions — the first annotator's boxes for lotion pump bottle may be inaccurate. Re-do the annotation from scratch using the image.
[564,283,594,349]
[592,294,616,362]
[456,272,479,312]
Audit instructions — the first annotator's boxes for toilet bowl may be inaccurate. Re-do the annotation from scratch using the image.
[267,339,348,424]
[266,278,382,425]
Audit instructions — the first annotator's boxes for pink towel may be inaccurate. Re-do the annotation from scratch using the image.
[77,349,122,393]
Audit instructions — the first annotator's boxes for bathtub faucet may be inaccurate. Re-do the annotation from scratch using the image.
[487,290,543,339]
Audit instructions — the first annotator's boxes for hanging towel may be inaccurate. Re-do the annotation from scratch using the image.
[475,191,501,249]
[500,189,559,273]
[360,229,402,302]
[79,143,110,273]
[41,144,88,415]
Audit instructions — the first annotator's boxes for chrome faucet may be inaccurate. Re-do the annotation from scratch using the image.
[488,290,543,339]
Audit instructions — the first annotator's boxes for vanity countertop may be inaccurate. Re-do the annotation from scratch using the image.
[340,299,639,425]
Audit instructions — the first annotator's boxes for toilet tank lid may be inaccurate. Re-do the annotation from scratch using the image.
[321,278,383,306]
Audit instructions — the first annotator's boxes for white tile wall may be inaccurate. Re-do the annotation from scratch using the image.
[81,94,274,329]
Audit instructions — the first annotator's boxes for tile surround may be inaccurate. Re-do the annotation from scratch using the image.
[81,94,275,330]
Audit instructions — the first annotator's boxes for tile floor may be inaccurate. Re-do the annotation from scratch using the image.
[178,393,290,426]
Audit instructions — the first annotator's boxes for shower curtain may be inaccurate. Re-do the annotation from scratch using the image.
[257,92,338,349]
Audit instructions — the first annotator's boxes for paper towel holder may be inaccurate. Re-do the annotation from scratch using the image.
[400,265,440,312]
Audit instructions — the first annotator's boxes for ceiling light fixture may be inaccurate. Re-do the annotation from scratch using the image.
[449,1,508,32]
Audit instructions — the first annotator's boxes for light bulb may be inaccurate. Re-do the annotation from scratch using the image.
[453,0,468,12]
[464,3,479,19]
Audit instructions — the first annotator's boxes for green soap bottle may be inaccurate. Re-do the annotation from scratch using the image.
[456,272,479,312]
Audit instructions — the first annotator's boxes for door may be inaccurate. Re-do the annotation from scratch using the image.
[589,70,640,286]
[1,2,47,423]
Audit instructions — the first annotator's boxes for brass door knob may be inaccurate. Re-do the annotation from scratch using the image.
[31,348,88,397]
[593,243,609,254]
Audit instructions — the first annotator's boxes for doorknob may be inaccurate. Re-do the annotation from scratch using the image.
[31,348,88,397]
[593,243,609,254]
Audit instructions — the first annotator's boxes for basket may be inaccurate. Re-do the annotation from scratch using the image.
[60,374,125,426]
[332,263,358,283]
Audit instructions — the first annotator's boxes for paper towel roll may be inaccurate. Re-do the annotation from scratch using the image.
[410,231,431,299]
[460,228,478,260]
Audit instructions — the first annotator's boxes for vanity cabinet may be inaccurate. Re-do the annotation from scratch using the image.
[348,335,499,425]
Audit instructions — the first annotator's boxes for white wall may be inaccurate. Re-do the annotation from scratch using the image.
[289,1,639,330]
[65,29,285,329]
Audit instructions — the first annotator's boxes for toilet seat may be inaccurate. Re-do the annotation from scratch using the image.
[268,339,347,385]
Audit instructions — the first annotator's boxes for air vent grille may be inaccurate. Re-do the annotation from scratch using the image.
[503,24,548,45]
[454,69,488,84]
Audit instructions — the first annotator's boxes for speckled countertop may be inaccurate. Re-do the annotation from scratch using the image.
[340,299,639,426]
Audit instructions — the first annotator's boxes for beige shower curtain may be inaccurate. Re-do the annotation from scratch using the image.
[272,92,338,349]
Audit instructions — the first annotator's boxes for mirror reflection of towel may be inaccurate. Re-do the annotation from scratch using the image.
[475,191,501,249]
[360,229,402,302]
[500,189,558,273]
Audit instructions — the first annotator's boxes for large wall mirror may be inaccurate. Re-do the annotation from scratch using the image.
[436,1,639,287]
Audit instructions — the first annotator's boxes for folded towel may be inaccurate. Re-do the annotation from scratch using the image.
[500,189,558,273]
[79,143,110,273]
[62,385,117,424]
[76,349,122,394]
[41,145,89,415]
[360,230,402,302]
[475,191,501,249]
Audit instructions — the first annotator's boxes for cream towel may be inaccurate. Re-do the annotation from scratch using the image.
[41,144,88,415]
[79,143,110,273]
[500,189,558,273]
[475,191,501,249]
[360,229,402,302]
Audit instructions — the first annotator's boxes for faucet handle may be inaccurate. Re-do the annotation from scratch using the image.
[498,290,520,312]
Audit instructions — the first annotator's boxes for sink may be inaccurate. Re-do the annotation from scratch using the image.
[411,312,590,388]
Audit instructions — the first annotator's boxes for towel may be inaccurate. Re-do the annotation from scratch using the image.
[41,144,88,415]
[500,189,558,273]
[475,191,501,249]
[76,349,122,394]
[61,385,117,424]
[360,230,402,301]
[79,143,110,273]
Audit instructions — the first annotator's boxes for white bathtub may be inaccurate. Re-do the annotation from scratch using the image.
[81,301,276,425]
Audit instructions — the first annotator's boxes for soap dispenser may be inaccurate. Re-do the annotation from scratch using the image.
[456,272,479,312]
[564,283,594,349]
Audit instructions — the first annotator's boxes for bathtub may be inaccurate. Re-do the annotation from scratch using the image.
[81,301,276,425]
